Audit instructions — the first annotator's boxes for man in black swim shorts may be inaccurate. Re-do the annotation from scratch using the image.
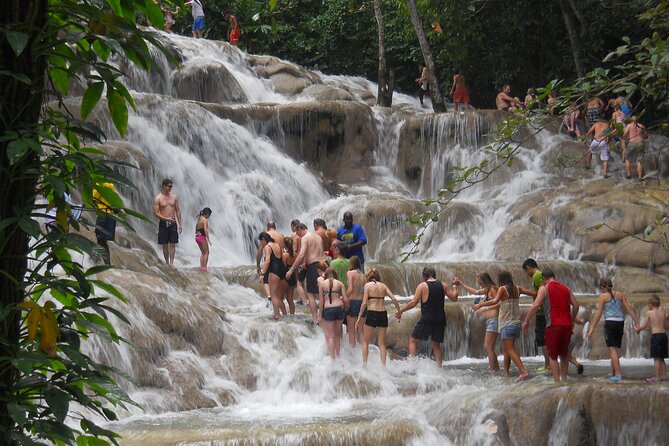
[153,179,182,266]
[396,267,458,367]
[286,223,324,324]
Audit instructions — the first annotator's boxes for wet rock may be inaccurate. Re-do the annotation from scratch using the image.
[173,59,247,104]
[302,84,356,101]
[247,54,321,95]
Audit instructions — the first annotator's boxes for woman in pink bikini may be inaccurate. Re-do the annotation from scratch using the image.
[195,207,212,272]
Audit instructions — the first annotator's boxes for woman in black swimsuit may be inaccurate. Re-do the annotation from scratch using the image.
[358,269,400,366]
[259,232,287,320]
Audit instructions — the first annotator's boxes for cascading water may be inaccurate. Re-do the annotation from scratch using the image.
[59,29,669,445]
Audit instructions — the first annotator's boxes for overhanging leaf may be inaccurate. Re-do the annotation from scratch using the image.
[81,82,104,120]
[4,30,29,56]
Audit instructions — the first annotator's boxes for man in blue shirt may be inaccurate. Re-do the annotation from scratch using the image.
[336,212,367,269]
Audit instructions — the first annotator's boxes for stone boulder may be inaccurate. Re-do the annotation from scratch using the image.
[173,59,247,104]
[247,55,321,96]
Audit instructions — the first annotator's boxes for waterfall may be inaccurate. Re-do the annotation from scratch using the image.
[53,29,669,445]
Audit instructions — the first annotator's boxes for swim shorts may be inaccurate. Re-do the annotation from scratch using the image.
[158,220,179,245]
[411,319,445,343]
[590,139,610,161]
[192,16,204,31]
[347,299,367,318]
[323,307,345,322]
[650,333,668,359]
[625,141,646,163]
[604,320,624,348]
[365,310,388,328]
[305,262,319,294]
[500,322,521,340]
[545,325,572,359]
[95,215,116,241]
[486,317,498,333]
[535,314,546,347]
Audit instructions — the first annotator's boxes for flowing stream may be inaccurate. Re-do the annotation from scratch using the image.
[63,31,669,445]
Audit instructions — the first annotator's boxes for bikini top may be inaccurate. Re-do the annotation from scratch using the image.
[323,288,343,304]
[368,296,385,300]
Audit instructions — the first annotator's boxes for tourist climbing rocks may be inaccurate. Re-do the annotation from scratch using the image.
[586,119,612,178]
[522,268,580,384]
[622,116,648,181]
[258,231,287,321]
[416,65,429,107]
[396,267,458,368]
[587,277,640,382]
[450,70,470,111]
[319,268,347,359]
[194,207,212,272]
[358,268,400,366]
[286,223,324,324]
[634,295,668,383]
[336,211,367,270]
[184,0,204,38]
[518,258,550,373]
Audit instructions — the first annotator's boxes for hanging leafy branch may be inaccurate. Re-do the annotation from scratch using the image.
[1,0,175,444]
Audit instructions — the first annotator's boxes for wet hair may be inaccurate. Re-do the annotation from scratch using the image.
[317,261,328,272]
[324,267,338,280]
[649,295,661,308]
[522,258,538,270]
[498,270,515,288]
[258,231,274,243]
[284,236,294,257]
[162,178,173,187]
[198,207,212,217]
[295,223,308,231]
[366,268,381,282]
[422,266,436,280]
[290,218,300,228]
[477,272,496,288]
[599,277,613,295]
[541,268,555,280]
[267,220,277,230]
[313,218,327,229]
[348,255,362,271]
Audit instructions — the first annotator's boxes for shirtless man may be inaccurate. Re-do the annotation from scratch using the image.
[586,120,612,177]
[416,65,429,107]
[496,84,522,112]
[286,223,324,324]
[153,178,182,266]
[622,117,648,180]
[313,218,328,253]
[450,71,469,111]
[256,220,286,309]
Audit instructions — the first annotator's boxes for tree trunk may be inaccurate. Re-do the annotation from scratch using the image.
[405,0,446,112]
[0,0,48,441]
[567,0,587,37]
[560,0,585,77]
[374,0,393,107]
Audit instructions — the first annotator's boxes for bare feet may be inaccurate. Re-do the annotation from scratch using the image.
[515,371,529,382]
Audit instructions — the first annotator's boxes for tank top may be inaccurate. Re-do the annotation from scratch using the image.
[603,291,624,321]
[498,285,521,331]
[421,280,446,324]
[543,281,572,327]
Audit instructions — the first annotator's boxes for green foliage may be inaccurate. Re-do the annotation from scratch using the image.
[1,0,172,444]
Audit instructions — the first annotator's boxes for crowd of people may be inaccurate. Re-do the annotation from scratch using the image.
[248,209,668,382]
[156,0,240,45]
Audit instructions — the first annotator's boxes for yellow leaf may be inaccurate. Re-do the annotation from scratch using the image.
[56,209,69,231]
[40,302,60,357]
[19,301,41,342]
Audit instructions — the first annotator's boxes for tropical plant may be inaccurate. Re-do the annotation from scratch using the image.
[1,0,171,443]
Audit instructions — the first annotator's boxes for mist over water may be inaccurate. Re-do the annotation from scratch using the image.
[71,31,669,445]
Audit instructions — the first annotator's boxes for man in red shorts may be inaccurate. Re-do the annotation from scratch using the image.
[522,268,580,383]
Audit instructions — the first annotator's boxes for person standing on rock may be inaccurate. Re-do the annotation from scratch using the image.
[194,207,212,272]
[259,232,287,321]
[256,220,285,306]
[337,212,367,271]
[416,65,429,107]
[395,267,458,368]
[587,277,640,382]
[226,13,240,46]
[518,258,550,373]
[184,0,204,38]
[522,268,580,383]
[588,277,639,382]
[475,270,529,381]
[450,70,470,111]
[358,268,401,366]
[153,178,182,267]
[286,223,324,324]
[586,119,612,178]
